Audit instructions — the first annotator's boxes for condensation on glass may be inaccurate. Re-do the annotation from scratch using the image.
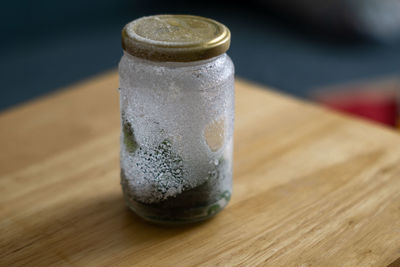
[118,15,234,224]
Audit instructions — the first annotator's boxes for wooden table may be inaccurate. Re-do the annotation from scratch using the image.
[1,71,400,266]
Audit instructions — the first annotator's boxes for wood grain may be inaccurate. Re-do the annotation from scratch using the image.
[1,71,400,266]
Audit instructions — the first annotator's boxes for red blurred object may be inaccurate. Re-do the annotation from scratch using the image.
[313,78,400,127]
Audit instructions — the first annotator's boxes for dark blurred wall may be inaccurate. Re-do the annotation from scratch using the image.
[0,0,145,110]
[1,0,400,110]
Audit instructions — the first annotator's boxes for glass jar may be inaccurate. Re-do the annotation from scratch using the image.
[119,15,234,224]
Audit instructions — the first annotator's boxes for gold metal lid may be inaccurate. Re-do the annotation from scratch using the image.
[121,15,231,62]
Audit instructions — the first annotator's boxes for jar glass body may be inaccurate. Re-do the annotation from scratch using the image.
[119,52,234,224]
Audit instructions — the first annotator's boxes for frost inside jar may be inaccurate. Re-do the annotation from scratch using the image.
[119,15,234,223]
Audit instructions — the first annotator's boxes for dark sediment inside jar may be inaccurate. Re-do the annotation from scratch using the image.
[120,119,231,223]
[120,159,231,223]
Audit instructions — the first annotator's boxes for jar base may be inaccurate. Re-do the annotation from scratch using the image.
[122,190,231,225]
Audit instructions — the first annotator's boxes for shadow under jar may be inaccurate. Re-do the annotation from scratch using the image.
[119,15,234,224]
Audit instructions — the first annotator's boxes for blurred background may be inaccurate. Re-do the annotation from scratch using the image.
[1,0,399,127]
